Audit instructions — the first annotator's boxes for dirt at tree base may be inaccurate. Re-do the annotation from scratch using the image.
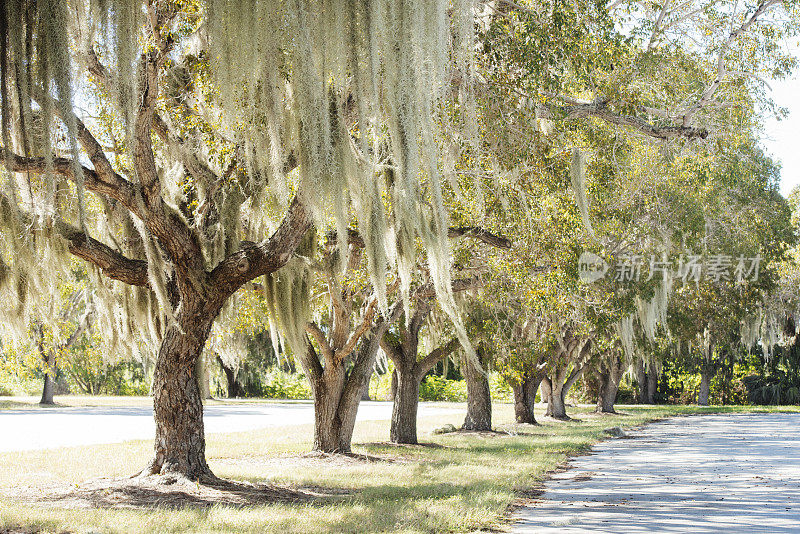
[1,528,72,534]
[4,476,334,510]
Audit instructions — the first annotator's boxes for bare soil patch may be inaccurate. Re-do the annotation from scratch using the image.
[5,476,335,510]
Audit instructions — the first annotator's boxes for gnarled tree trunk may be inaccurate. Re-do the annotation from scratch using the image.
[596,353,625,414]
[544,338,591,420]
[307,334,381,453]
[216,355,242,398]
[635,358,648,403]
[140,306,222,482]
[391,369,422,443]
[646,368,658,404]
[541,376,552,414]
[382,306,459,444]
[512,368,543,424]
[547,380,568,419]
[462,349,492,431]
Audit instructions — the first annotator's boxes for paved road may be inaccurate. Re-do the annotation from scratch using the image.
[0,401,461,452]
[512,413,800,533]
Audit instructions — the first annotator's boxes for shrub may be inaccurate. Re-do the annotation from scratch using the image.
[419,375,467,402]
[260,370,312,399]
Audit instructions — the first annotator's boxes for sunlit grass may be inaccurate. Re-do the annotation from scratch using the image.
[1,403,799,533]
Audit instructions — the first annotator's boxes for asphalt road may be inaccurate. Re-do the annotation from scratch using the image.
[512,412,800,533]
[0,401,462,452]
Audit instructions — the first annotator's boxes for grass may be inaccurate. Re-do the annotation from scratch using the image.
[1,402,799,533]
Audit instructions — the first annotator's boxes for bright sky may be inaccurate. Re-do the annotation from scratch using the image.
[762,73,800,198]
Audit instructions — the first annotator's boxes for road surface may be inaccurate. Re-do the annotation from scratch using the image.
[0,401,461,452]
[512,412,800,533]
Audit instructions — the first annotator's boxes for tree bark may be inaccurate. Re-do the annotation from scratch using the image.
[216,355,242,398]
[635,358,648,403]
[141,310,218,482]
[596,369,618,414]
[40,372,55,405]
[596,374,618,413]
[512,368,543,424]
[462,350,492,431]
[541,377,552,415]
[596,354,625,414]
[646,368,658,404]
[361,367,373,401]
[305,327,385,453]
[698,365,712,406]
[390,368,421,443]
[548,381,568,419]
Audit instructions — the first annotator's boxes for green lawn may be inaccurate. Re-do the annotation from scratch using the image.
[1,402,798,533]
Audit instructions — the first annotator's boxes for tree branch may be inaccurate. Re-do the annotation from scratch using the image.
[416,337,460,379]
[680,0,781,127]
[328,226,512,249]
[210,197,313,298]
[339,297,378,361]
[0,193,148,287]
[537,98,708,140]
[306,322,335,363]
[297,337,324,383]
[447,226,512,248]
[413,276,483,300]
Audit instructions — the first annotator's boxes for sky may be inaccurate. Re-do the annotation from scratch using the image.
[761,74,800,198]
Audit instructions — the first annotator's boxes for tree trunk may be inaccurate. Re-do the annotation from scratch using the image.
[541,377,553,416]
[596,371,619,413]
[390,368,421,444]
[40,372,55,405]
[196,353,212,400]
[312,363,349,452]
[512,370,542,424]
[646,369,658,404]
[142,315,215,482]
[217,356,241,398]
[636,358,648,403]
[390,370,398,401]
[548,381,568,419]
[383,322,458,445]
[308,335,382,453]
[462,351,492,431]
[361,367,373,401]
[596,355,624,414]
[698,366,711,406]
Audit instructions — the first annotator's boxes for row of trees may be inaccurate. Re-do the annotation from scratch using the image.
[1,0,799,484]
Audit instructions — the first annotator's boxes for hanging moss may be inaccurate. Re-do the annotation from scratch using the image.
[0,0,478,372]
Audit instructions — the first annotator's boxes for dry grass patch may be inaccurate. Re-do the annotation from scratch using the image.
[3,404,799,533]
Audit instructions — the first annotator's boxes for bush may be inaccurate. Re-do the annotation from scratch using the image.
[489,374,512,402]
[419,375,467,402]
[260,370,312,399]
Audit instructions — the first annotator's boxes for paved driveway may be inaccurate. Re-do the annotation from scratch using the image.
[512,412,800,533]
[0,401,461,452]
